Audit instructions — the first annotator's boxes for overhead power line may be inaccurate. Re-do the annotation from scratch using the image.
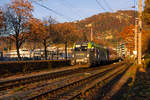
[58,0,83,20]
[30,0,73,22]
[103,0,114,12]
[95,0,107,11]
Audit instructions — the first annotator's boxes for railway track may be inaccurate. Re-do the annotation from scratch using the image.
[24,63,127,100]
[0,62,124,100]
[0,66,89,91]
[79,63,132,100]
[0,62,124,92]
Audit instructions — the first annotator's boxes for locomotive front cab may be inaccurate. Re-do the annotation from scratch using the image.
[71,42,90,65]
[71,42,109,66]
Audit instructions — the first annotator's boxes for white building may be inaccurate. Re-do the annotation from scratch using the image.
[4,49,30,58]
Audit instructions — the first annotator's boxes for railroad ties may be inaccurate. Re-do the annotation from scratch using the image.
[0,62,133,100]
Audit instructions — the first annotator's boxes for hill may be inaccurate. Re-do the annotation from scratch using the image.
[74,10,137,45]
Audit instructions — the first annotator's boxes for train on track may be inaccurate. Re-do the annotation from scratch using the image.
[71,41,120,66]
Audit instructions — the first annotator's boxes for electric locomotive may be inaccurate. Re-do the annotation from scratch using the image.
[71,42,109,66]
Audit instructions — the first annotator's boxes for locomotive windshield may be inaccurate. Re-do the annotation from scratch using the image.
[81,46,87,51]
[74,44,88,51]
[75,47,80,51]
[74,44,81,51]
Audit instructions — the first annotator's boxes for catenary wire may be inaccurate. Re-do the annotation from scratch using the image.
[103,0,114,12]
[95,0,107,11]
[30,0,73,22]
[58,0,83,20]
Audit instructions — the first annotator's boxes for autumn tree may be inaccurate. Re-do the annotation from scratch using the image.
[55,23,80,60]
[3,0,33,60]
[28,17,56,60]
[143,0,150,25]
[141,30,149,53]
[143,0,150,54]
[120,24,146,55]
[120,25,135,54]
[28,18,46,59]
[41,17,56,60]
[120,25,149,54]
[27,18,41,58]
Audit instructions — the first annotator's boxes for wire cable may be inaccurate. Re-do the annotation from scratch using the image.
[58,0,83,20]
[95,0,107,11]
[30,0,73,22]
[103,0,114,12]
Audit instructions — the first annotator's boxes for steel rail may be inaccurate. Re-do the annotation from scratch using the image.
[25,63,124,100]
[0,67,87,91]
[0,62,124,91]
[65,63,132,100]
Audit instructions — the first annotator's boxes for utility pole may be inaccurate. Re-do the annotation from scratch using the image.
[91,27,93,41]
[137,0,142,64]
[85,23,93,41]
[134,19,138,59]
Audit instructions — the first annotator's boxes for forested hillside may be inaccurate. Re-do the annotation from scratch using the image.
[74,10,137,46]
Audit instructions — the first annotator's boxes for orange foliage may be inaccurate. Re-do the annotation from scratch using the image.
[27,18,53,60]
[55,22,81,43]
[10,0,33,17]
[27,18,53,42]
[120,24,148,54]
[28,18,46,40]
[120,25,135,54]
[141,29,150,53]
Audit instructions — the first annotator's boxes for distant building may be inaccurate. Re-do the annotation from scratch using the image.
[3,46,73,60]
[4,49,30,58]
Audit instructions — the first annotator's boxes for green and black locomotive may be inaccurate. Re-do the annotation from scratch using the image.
[71,42,110,66]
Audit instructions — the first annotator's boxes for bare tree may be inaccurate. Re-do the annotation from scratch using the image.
[0,8,5,35]
[3,0,33,60]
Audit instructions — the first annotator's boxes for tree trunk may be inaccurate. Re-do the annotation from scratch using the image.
[65,41,67,61]
[43,39,47,60]
[32,41,37,60]
[56,48,58,60]
[16,38,21,60]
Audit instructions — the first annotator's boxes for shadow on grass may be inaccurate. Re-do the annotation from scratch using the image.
[112,66,150,100]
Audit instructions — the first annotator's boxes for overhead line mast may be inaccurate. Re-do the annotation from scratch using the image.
[137,0,142,64]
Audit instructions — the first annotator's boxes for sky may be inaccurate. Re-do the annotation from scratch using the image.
[0,0,143,22]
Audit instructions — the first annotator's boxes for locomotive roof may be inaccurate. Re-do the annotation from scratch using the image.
[73,41,107,50]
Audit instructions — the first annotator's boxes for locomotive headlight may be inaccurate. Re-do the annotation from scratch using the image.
[72,54,74,57]
[87,54,89,57]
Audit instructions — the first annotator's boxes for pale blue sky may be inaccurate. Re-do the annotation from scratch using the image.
[0,0,143,22]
